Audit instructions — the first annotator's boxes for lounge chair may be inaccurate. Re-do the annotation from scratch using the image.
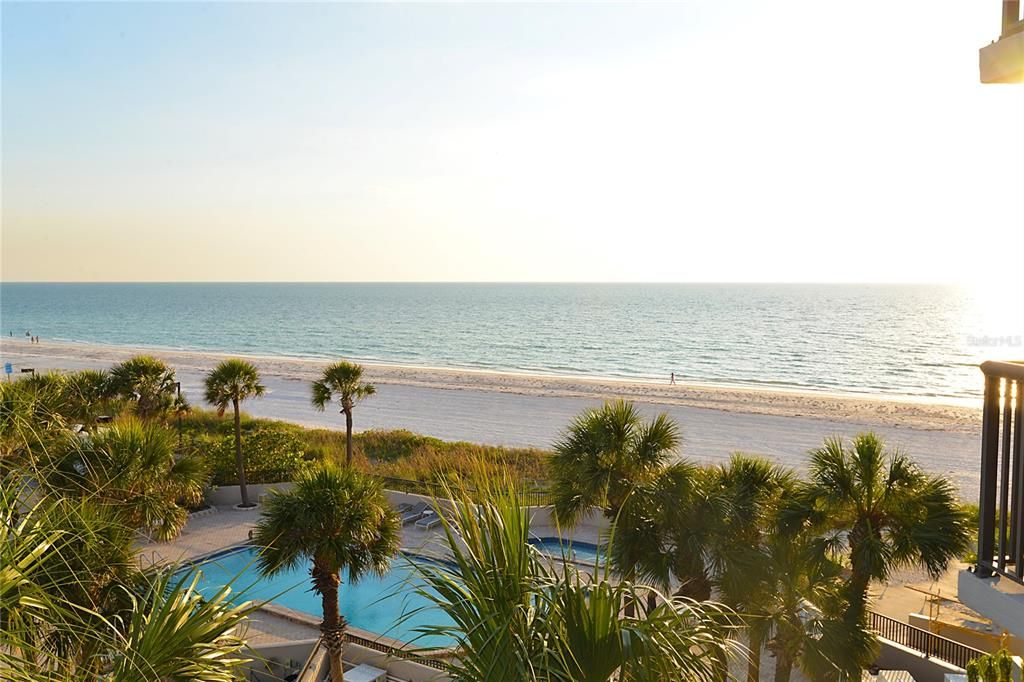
[395,502,413,514]
[399,502,429,525]
[415,510,443,530]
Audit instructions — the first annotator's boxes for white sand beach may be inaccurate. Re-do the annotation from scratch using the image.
[0,338,985,498]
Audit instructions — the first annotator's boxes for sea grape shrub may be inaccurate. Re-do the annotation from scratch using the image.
[206,427,310,485]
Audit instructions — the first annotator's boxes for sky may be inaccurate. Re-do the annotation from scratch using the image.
[2,1,1023,285]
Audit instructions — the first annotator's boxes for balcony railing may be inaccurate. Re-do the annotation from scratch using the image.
[868,611,986,670]
[976,360,1024,584]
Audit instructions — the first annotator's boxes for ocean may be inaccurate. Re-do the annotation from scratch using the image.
[1,283,1020,403]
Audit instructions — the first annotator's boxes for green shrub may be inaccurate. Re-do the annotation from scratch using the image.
[182,409,550,489]
[967,649,1016,682]
[202,426,311,486]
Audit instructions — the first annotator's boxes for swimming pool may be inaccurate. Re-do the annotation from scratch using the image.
[529,537,604,564]
[177,546,455,647]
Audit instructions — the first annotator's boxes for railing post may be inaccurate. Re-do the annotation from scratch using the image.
[999,385,1014,570]
[978,374,1002,576]
[1013,380,1024,579]
[1004,1,1022,37]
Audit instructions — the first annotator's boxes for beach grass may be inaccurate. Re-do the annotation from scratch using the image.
[180,409,550,487]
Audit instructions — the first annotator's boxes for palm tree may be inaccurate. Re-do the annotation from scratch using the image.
[45,418,206,541]
[407,476,741,681]
[107,355,186,420]
[253,464,400,682]
[654,462,726,602]
[756,527,875,682]
[1,469,259,681]
[782,433,971,618]
[711,455,795,682]
[311,361,376,467]
[550,400,679,527]
[109,568,258,681]
[204,359,266,507]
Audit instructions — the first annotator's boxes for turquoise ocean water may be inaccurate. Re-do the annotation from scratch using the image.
[1,283,1021,402]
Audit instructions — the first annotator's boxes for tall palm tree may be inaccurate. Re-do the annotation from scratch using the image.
[408,476,741,682]
[311,361,376,467]
[253,464,400,682]
[550,400,679,527]
[107,355,186,420]
[781,433,971,618]
[204,359,266,507]
[45,418,206,541]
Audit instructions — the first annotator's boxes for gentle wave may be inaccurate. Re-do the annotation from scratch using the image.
[3,282,1021,401]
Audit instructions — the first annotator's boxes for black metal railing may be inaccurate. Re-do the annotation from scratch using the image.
[377,475,551,507]
[977,361,1024,585]
[868,611,986,670]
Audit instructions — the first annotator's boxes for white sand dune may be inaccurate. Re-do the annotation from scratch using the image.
[0,339,984,499]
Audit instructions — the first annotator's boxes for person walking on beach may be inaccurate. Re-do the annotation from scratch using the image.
[670,372,676,385]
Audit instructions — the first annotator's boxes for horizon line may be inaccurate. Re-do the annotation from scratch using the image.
[0,280,973,286]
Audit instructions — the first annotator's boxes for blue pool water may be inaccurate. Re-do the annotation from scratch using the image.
[178,547,455,647]
[530,538,604,564]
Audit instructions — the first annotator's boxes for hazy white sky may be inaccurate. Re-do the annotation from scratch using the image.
[2,1,1022,284]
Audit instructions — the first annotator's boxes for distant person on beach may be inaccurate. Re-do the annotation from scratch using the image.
[670,372,676,385]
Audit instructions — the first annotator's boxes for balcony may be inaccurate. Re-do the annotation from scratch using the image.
[959,360,1024,641]
[980,1,1024,82]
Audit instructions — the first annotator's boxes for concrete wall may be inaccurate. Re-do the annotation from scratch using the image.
[525,505,609,544]
[245,637,449,682]
[875,638,965,682]
[343,642,451,681]
[957,570,1024,642]
[246,638,319,682]
[206,481,295,507]
[908,613,1024,657]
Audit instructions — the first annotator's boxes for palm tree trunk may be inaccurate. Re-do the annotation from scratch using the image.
[315,565,346,682]
[344,408,354,467]
[773,651,793,682]
[676,570,712,602]
[234,398,250,507]
[846,566,871,619]
[623,566,637,617]
[747,628,763,682]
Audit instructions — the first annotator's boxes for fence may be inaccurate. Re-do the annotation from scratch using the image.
[868,610,986,670]
[377,476,551,507]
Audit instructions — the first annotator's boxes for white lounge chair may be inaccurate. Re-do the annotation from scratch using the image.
[415,510,443,530]
[399,502,429,525]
